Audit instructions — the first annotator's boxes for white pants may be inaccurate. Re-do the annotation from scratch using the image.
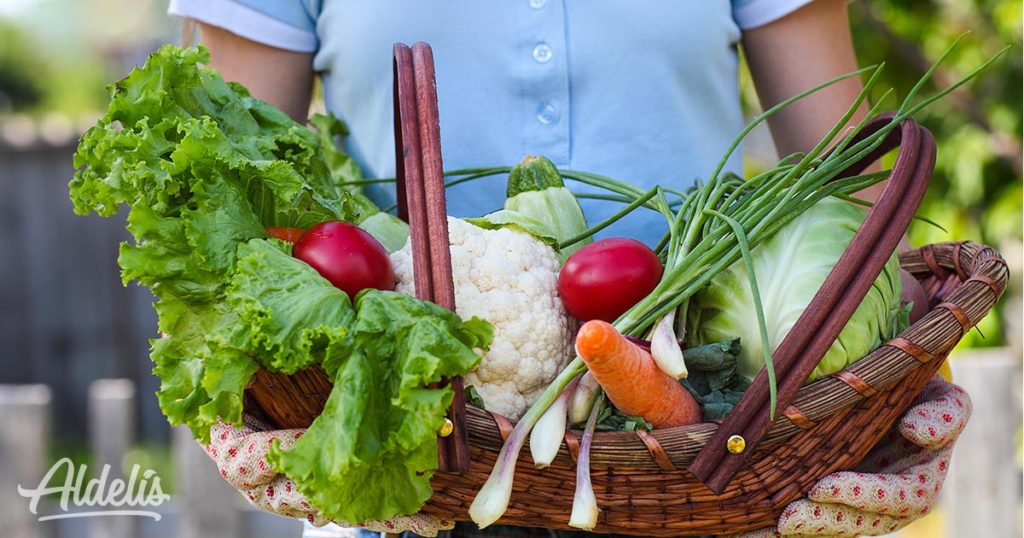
[302,520,383,537]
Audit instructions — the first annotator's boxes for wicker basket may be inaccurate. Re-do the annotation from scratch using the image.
[243,43,1009,535]
[247,242,1006,535]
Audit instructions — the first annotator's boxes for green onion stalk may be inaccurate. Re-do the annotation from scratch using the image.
[468,39,1007,529]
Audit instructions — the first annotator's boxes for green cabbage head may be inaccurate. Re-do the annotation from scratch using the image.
[689,198,904,382]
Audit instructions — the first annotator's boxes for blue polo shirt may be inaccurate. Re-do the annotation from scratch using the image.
[170,0,809,245]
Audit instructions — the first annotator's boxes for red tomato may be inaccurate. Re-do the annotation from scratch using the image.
[558,238,663,322]
[292,221,395,300]
[266,226,305,243]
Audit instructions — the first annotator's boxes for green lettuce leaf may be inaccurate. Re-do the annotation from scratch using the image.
[309,113,364,192]
[150,295,249,441]
[268,290,490,523]
[223,239,355,374]
[69,44,360,438]
[309,112,410,251]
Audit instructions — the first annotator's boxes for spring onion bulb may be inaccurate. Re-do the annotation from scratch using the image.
[529,377,580,468]
[569,393,605,531]
[567,371,601,425]
[469,361,585,528]
[650,310,687,379]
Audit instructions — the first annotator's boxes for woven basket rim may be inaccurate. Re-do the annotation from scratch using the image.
[457,240,1008,470]
[245,241,1007,471]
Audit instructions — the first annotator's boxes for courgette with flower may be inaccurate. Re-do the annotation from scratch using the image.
[504,155,591,262]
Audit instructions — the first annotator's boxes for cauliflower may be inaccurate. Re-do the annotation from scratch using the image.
[390,217,574,420]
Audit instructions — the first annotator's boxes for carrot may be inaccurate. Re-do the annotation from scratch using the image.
[575,320,701,429]
[266,226,305,243]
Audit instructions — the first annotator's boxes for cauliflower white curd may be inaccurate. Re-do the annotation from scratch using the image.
[390,217,574,420]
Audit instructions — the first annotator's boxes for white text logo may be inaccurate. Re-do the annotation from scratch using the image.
[17,458,170,521]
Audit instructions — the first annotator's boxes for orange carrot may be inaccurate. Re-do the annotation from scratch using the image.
[575,320,701,429]
[266,226,305,243]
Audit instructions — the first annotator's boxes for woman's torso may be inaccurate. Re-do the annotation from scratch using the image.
[312,1,746,244]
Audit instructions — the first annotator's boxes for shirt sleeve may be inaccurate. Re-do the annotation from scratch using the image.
[168,0,320,53]
[732,0,815,30]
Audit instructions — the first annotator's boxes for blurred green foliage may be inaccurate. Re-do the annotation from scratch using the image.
[741,2,1021,349]
[124,443,177,493]
[36,55,114,117]
[0,11,123,118]
[848,0,1022,349]
[45,440,178,495]
[0,18,47,112]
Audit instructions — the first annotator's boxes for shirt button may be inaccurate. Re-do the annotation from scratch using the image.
[536,102,560,125]
[529,0,547,8]
[532,43,553,63]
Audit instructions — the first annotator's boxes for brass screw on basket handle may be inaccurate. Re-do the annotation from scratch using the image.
[438,418,455,438]
[726,435,746,455]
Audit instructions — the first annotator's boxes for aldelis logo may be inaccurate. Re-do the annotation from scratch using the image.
[17,458,170,521]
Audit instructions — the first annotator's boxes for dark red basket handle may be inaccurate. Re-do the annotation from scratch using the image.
[689,113,937,492]
[393,42,470,473]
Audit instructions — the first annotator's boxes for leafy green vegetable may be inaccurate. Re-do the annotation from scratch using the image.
[675,338,749,421]
[309,113,364,194]
[465,209,560,248]
[688,198,904,382]
[464,385,486,409]
[71,46,492,524]
[267,290,489,522]
[697,382,751,421]
[309,112,410,252]
[357,211,412,253]
[681,338,742,371]
[223,239,355,374]
[70,45,365,440]
[595,406,653,432]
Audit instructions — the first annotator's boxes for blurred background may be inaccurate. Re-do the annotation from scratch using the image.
[0,1,1020,537]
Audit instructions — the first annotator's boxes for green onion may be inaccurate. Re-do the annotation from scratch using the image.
[703,209,776,418]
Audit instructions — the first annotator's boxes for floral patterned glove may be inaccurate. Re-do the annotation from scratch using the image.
[202,416,455,537]
[735,376,971,537]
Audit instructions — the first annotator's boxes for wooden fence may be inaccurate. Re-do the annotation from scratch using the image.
[2,352,1020,538]
[0,380,303,538]
[0,140,165,442]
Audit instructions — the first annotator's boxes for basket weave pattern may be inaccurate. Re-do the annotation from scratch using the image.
[419,243,1004,534]
[247,242,1006,535]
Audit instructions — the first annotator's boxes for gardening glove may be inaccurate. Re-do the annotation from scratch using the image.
[202,417,455,537]
[733,376,971,538]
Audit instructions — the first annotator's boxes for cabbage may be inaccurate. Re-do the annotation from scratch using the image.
[688,198,904,382]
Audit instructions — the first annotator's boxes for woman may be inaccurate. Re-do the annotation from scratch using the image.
[169,2,904,536]
[169,0,879,246]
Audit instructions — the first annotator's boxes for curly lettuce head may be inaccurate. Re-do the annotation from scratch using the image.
[69,46,488,523]
[689,198,905,382]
